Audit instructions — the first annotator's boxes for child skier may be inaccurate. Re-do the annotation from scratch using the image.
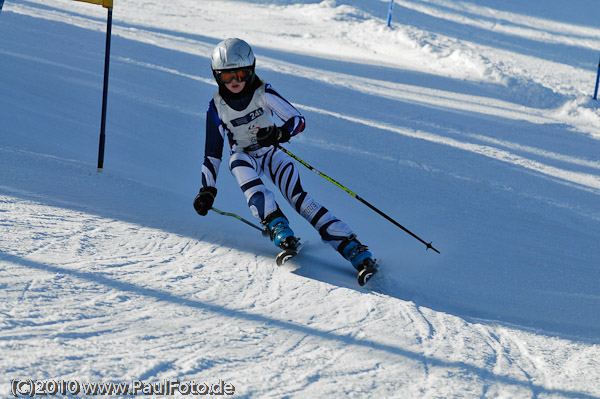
[193,38,377,284]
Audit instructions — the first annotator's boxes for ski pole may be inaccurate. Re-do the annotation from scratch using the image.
[211,207,269,237]
[277,145,440,253]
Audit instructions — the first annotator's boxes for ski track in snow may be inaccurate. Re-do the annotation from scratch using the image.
[2,192,599,398]
[1,1,600,398]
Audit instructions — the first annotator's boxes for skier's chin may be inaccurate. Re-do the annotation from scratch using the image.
[226,82,245,94]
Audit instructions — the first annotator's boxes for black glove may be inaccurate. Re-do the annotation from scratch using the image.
[193,186,217,216]
[256,125,291,148]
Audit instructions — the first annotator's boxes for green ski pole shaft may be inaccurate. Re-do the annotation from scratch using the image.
[211,207,268,237]
[278,146,440,254]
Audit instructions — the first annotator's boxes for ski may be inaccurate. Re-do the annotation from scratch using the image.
[357,259,381,286]
[275,239,306,266]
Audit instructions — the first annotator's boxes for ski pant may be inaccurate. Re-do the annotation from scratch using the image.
[229,147,353,252]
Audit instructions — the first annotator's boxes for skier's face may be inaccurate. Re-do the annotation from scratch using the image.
[225,79,246,94]
[216,68,252,94]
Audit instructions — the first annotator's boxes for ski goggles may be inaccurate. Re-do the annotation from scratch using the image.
[216,68,252,84]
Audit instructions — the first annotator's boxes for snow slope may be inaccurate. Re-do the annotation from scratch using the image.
[1,0,599,397]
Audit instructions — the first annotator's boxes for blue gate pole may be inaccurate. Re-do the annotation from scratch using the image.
[387,0,394,28]
[97,6,113,172]
[0,0,5,13]
[594,53,600,100]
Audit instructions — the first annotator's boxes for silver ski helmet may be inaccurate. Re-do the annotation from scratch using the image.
[211,38,255,75]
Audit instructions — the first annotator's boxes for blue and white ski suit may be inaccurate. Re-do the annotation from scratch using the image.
[202,81,354,251]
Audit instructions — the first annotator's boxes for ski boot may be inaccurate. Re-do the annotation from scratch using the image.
[263,209,301,265]
[338,234,379,286]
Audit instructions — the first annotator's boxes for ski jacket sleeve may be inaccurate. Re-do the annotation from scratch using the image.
[202,99,225,189]
[265,83,305,138]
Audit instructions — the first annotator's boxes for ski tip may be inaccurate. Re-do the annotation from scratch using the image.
[275,248,298,266]
[357,268,376,286]
[357,259,380,286]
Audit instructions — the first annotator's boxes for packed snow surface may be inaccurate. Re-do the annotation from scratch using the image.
[1,0,599,397]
